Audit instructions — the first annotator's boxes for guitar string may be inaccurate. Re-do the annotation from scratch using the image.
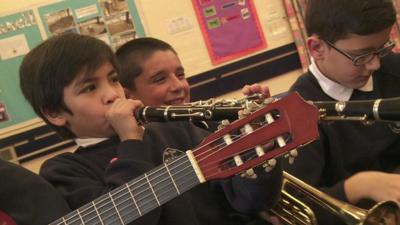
[55,133,245,225]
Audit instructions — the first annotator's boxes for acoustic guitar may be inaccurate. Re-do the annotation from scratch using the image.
[50,92,320,225]
[0,210,16,225]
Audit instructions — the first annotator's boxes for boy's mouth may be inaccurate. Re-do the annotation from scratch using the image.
[167,98,185,105]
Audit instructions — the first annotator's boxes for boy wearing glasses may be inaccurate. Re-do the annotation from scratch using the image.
[284,0,400,224]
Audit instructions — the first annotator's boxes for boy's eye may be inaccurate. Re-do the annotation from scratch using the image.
[80,85,96,94]
[176,72,186,79]
[110,76,120,84]
[152,74,166,83]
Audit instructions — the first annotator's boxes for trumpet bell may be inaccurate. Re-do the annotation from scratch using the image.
[364,201,400,225]
[269,172,400,225]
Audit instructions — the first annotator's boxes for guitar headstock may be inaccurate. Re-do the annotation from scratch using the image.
[192,92,319,181]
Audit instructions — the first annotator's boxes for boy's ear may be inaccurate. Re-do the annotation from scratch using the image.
[42,109,67,126]
[307,36,325,60]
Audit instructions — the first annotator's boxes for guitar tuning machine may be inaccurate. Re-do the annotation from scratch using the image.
[263,159,277,172]
[238,108,251,119]
[223,133,257,180]
[284,149,298,164]
[217,119,230,130]
[240,169,257,179]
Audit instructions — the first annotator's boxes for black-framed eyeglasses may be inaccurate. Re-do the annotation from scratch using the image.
[324,40,395,66]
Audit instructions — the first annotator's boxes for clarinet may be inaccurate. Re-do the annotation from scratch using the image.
[133,93,400,125]
[133,94,265,124]
[313,97,400,122]
[134,105,243,124]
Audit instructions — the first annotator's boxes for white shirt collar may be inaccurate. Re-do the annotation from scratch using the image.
[75,138,108,147]
[309,58,373,101]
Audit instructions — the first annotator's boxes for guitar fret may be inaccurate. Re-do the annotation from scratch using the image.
[76,209,84,224]
[92,201,104,225]
[80,203,100,224]
[109,184,137,222]
[108,192,124,224]
[164,163,180,194]
[126,183,142,216]
[144,173,161,206]
[94,194,118,224]
[170,158,200,191]
[129,177,158,215]
[146,165,181,205]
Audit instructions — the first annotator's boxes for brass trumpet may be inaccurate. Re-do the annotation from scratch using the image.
[268,171,400,225]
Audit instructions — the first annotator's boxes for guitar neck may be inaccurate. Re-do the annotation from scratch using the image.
[51,154,200,225]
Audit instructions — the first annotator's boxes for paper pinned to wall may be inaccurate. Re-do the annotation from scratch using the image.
[0,102,9,123]
[0,34,29,60]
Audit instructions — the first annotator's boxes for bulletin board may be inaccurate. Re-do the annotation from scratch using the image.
[191,0,266,65]
[134,0,294,77]
[0,10,42,129]
[38,0,145,50]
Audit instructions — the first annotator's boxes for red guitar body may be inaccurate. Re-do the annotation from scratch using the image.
[0,210,16,225]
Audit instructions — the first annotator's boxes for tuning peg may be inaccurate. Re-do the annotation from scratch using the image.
[217,119,230,130]
[284,149,298,164]
[238,108,251,119]
[263,159,277,172]
[246,101,260,112]
[240,168,257,179]
[243,124,253,134]
[224,133,258,179]
[263,97,274,105]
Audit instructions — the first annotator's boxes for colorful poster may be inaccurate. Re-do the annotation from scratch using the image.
[192,0,266,65]
[39,0,138,50]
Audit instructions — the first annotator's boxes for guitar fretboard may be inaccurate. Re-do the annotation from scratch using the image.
[50,154,200,225]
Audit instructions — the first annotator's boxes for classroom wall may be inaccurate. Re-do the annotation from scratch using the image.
[0,0,50,14]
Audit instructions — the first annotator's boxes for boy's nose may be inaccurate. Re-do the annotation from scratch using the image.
[364,55,381,71]
[169,75,185,91]
[104,86,122,104]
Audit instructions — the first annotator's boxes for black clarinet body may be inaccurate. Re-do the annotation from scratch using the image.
[313,97,400,122]
[134,105,243,124]
[132,94,400,125]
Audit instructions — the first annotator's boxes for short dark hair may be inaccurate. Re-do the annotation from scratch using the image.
[19,33,119,138]
[305,0,396,43]
[115,37,177,90]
